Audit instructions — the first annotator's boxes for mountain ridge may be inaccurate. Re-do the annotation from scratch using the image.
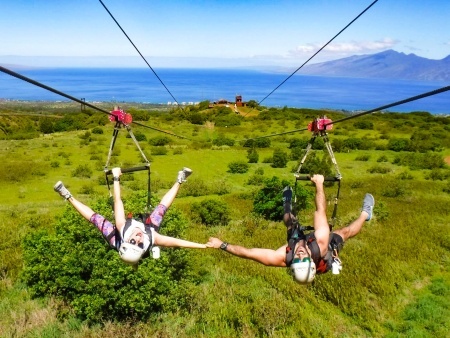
[301,49,450,82]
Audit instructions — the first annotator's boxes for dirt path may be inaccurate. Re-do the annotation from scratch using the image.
[445,156,450,166]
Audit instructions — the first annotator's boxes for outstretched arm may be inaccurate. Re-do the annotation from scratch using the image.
[154,232,207,249]
[207,237,286,267]
[111,167,126,231]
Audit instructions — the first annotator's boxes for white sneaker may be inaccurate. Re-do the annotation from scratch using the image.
[361,193,374,221]
[54,181,72,200]
[177,167,193,184]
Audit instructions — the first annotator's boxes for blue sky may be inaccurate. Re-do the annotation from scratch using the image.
[1,0,450,68]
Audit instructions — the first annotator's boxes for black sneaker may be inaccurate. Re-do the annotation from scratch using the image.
[283,186,293,213]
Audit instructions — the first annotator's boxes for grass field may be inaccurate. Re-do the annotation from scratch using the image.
[1,104,450,337]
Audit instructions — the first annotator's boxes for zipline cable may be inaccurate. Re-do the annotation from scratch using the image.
[324,85,450,127]
[98,0,180,106]
[240,85,450,141]
[257,0,379,107]
[0,65,190,139]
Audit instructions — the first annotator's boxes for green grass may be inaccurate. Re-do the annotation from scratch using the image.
[1,105,450,337]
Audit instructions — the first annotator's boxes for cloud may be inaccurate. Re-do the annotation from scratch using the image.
[287,37,399,60]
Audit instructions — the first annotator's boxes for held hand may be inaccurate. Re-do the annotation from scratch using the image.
[310,174,324,185]
[112,167,122,177]
[206,237,223,249]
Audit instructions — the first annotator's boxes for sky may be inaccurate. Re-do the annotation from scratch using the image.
[1,0,450,68]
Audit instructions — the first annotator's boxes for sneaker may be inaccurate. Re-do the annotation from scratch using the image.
[361,193,374,221]
[283,186,292,213]
[177,167,193,184]
[54,181,72,200]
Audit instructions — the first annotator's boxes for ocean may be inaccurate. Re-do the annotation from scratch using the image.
[0,67,449,114]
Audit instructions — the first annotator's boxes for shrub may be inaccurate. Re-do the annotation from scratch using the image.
[377,155,388,162]
[228,161,249,174]
[151,146,168,156]
[253,176,286,221]
[149,136,171,146]
[190,198,230,226]
[91,127,103,134]
[388,138,410,152]
[247,148,259,163]
[213,135,235,147]
[173,148,183,155]
[243,138,271,148]
[71,164,93,178]
[355,154,370,161]
[21,193,200,323]
[367,165,391,174]
[271,148,288,168]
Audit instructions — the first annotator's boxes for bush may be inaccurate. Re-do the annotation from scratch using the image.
[71,164,93,178]
[213,135,235,147]
[367,165,391,174]
[91,126,103,134]
[21,193,200,323]
[228,161,249,174]
[355,154,370,161]
[271,148,288,168]
[190,198,230,226]
[149,136,171,146]
[253,176,286,221]
[151,146,168,156]
[247,148,259,163]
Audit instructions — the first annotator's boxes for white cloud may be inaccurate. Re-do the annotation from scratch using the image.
[287,38,399,61]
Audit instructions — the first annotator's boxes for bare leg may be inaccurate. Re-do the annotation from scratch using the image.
[311,175,330,256]
[333,212,367,241]
[159,182,181,208]
[67,196,96,221]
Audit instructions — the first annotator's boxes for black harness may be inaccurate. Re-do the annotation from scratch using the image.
[122,213,157,257]
[285,220,342,274]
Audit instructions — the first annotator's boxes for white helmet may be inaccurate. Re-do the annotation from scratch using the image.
[291,258,316,284]
[119,242,146,265]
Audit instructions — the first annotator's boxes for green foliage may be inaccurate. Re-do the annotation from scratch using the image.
[388,138,410,152]
[353,120,373,130]
[214,113,242,127]
[355,154,370,161]
[212,134,235,147]
[91,126,103,134]
[21,193,201,323]
[367,165,392,174]
[393,152,444,170]
[148,136,171,146]
[190,198,230,226]
[271,148,288,168]
[298,151,332,177]
[71,164,93,178]
[227,160,249,174]
[242,137,271,148]
[151,146,168,156]
[247,148,259,163]
[39,118,54,134]
[253,176,291,221]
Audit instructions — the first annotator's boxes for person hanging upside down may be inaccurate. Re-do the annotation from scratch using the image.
[207,174,374,284]
[54,167,207,265]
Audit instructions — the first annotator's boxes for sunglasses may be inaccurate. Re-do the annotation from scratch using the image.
[129,238,144,249]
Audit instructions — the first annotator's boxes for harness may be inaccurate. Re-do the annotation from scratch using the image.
[285,219,342,274]
[122,212,157,257]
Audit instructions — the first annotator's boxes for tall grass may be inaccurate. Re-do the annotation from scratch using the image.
[0,106,449,337]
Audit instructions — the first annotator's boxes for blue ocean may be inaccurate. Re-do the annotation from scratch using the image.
[0,67,449,114]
